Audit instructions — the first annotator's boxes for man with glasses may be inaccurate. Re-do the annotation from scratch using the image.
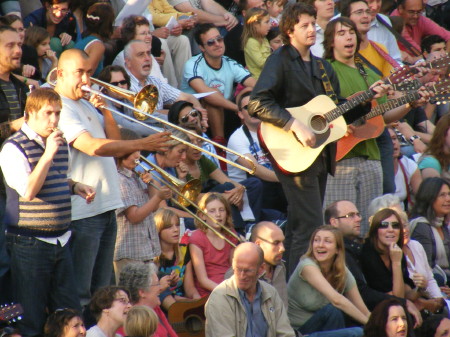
[391,0,450,63]
[325,200,423,325]
[180,23,256,142]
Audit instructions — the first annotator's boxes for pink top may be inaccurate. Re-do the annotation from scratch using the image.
[391,9,450,56]
[189,229,238,297]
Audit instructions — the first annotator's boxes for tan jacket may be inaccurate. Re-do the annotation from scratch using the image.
[205,276,296,337]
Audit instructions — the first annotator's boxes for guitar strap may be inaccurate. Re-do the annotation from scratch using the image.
[354,57,371,89]
[356,52,383,77]
[369,40,400,69]
[242,124,259,162]
[316,59,338,104]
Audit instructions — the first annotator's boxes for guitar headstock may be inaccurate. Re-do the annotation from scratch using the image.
[0,304,23,324]
[427,54,450,70]
[393,79,422,91]
[387,66,414,85]
[430,78,450,95]
[430,94,450,105]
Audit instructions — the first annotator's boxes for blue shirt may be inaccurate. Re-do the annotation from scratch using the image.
[238,282,268,337]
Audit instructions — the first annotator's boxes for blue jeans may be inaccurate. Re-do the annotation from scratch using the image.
[6,233,81,337]
[376,129,395,194]
[0,191,11,303]
[308,327,363,337]
[299,304,347,334]
[70,210,117,306]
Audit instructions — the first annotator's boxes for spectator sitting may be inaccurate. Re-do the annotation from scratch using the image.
[44,308,86,337]
[304,0,335,58]
[267,26,282,51]
[74,3,115,77]
[264,0,285,26]
[124,306,158,337]
[24,0,77,57]
[421,315,450,337]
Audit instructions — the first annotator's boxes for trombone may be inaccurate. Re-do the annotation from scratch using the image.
[85,77,256,175]
[135,156,243,247]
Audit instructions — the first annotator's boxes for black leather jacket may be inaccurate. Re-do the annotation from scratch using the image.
[248,44,370,174]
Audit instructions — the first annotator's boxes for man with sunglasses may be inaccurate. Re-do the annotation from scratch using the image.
[391,0,450,63]
[325,200,422,325]
[180,23,256,142]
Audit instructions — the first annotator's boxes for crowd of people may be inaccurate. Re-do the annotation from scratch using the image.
[0,0,449,336]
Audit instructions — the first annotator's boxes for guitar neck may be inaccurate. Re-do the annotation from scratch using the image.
[325,89,374,122]
[365,91,420,120]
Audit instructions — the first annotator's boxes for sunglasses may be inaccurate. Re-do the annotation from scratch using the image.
[180,109,199,123]
[379,221,401,229]
[205,36,224,46]
[110,80,128,86]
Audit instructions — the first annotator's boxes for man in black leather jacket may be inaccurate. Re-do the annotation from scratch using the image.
[247,2,383,275]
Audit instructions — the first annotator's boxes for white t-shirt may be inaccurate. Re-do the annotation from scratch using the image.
[58,97,123,220]
[226,125,272,182]
[394,156,418,203]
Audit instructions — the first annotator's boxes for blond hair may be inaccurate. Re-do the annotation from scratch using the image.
[242,7,270,49]
[124,306,158,337]
[154,208,181,265]
[195,192,234,233]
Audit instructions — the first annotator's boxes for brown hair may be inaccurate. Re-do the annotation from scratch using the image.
[304,225,347,292]
[323,17,361,60]
[89,286,130,322]
[154,208,181,265]
[84,3,115,40]
[24,25,50,49]
[368,208,404,254]
[195,192,234,232]
[424,113,450,171]
[242,8,270,48]
[24,88,61,120]
[280,2,316,45]
[121,15,150,44]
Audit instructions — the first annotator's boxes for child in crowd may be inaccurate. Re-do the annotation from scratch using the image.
[267,26,283,51]
[264,0,286,26]
[154,208,200,310]
[24,26,58,83]
[114,129,172,281]
[189,193,240,297]
[242,8,271,79]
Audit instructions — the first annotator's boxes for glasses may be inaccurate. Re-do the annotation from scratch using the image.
[114,297,130,305]
[180,109,199,123]
[256,236,284,246]
[205,36,224,46]
[351,9,371,16]
[110,80,128,86]
[234,267,256,275]
[406,9,422,16]
[438,191,450,198]
[51,6,70,15]
[336,212,361,219]
[379,221,401,229]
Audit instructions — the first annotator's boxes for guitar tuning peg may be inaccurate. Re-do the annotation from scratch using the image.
[18,316,22,320]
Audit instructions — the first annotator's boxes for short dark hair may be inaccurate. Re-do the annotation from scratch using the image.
[323,17,361,60]
[121,15,150,44]
[364,299,413,337]
[421,34,445,54]
[194,23,217,46]
[41,0,72,5]
[0,14,22,27]
[340,0,368,18]
[44,309,83,337]
[421,315,448,337]
[237,91,251,110]
[279,3,316,45]
[97,65,131,88]
[90,286,130,322]
[324,201,340,224]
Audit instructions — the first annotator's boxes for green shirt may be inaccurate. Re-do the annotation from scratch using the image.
[329,60,386,160]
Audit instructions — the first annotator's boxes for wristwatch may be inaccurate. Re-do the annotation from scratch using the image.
[409,135,421,144]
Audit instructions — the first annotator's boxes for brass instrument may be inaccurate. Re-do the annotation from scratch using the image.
[135,157,202,207]
[136,156,243,247]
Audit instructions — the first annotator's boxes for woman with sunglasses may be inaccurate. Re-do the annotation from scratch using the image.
[44,308,86,337]
[360,208,416,300]
[409,177,450,287]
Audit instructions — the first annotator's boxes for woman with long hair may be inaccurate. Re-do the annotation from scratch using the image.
[154,208,200,310]
[287,225,369,335]
[74,3,115,77]
[44,309,86,337]
[189,192,239,297]
[418,113,450,180]
[409,177,450,286]
[363,298,413,337]
[361,208,416,299]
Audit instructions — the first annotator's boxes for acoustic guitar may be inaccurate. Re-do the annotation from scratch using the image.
[335,78,450,161]
[257,67,414,174]
[0,303,23,325]
[168,296,208,337]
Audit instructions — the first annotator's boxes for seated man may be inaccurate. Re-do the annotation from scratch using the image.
[180,23,256,142]
[391,0,450,64]
[227,89,286,212]
[124,40,204,125]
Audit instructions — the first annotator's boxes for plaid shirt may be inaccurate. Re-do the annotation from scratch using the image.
[114,167,161,261]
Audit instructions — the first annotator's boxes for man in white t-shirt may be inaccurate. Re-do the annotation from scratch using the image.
[54,48,172,306]
[227,89,286,212]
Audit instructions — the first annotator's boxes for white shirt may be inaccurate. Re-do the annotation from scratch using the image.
[368,14,403,66]
[311,23,325,58]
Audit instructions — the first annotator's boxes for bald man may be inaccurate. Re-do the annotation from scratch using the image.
[54,49,171,306]
[250,221,288,308]
[205,242,295,337]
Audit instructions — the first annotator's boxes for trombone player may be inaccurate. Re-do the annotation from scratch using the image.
[54,48,172,307]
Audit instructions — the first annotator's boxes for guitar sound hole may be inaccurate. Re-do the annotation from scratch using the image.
[310,115,328,133]
[185,316,203,333]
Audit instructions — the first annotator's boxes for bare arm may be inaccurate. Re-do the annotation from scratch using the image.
[189,243,219,291]
[421,167,440,179]
[174,2,228,26]
[184,261,201,299]
[189,78,237,111]
[84,40,105,78]
[236,155,278,182]
[410,168,422,195]
[123,185,170,224]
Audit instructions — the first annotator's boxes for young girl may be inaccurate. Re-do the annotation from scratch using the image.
[114,129,172,281]
[267,26,283,51]
[189,193,240,297]
[24,26,58,83]
[264,0,286,26]
[154,208,200,310]
[242,8,271,79]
